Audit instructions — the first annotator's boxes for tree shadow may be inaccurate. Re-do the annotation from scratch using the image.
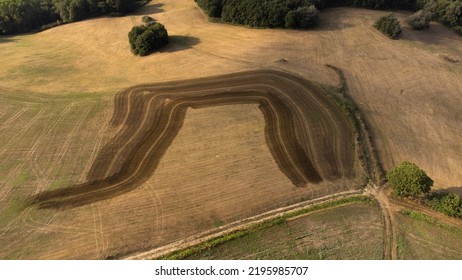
[399,22,455,46]
[441,186,462,196]
[132,3,164,16]
[160,35,201,53]
[314,11,355,31]
[0,36,16,44]
[315,20,355,31]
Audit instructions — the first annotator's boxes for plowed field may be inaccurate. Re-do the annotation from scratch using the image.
[1,0,462,259]
[31,70,356,209]
[0,71,360,259]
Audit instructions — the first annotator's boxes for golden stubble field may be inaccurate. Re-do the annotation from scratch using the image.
[0,1,460,188]
[0,0,461,259]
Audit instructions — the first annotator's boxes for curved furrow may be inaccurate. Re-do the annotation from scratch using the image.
[30,70,355,209]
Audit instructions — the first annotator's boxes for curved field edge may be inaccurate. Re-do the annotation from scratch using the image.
[323,65,385,184]
[156,195,378,260]
[30,69,358,209]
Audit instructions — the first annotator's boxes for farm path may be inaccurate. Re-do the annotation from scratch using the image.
[365,184,397,260]
[389,195,462,228]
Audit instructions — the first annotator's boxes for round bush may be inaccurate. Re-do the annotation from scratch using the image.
[128,23,169,56]
[407,10,431,30]
[386,161,433,197]
[374,13,402,39]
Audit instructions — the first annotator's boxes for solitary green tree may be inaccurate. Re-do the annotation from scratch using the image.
[374,13,402,39]
[386,161,433,197]
[128,22,169,56]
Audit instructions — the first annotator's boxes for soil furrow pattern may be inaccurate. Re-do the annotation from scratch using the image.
[31,70,355,209]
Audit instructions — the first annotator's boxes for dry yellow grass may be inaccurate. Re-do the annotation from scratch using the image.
[0,100,357,259]
[1,0,462,259]
[1,1,460,188]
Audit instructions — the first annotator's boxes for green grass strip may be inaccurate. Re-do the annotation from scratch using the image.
[399,210,462,235]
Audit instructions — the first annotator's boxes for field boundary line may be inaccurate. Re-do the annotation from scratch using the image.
[123,189,362,260]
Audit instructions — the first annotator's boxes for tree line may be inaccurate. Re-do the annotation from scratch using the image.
[195,0,462,35]
[0,0,145,35]
[195,0,322,28]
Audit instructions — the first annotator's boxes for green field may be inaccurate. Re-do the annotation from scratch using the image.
[185,201,384,260]
[396,211,462,259]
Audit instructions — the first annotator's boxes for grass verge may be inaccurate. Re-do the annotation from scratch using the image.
[399,210,462,234]
[324,64,385,184]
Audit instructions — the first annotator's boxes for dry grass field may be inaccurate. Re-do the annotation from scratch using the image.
[185,202,384,260]
[0,91,117,259]
[1,0,462,259]
[1,1,460,188]
[32,70,357,209]
[0,71,360,259]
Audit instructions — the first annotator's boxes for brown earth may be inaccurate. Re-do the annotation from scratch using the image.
[31,70,356,209]
[0,72,361,259]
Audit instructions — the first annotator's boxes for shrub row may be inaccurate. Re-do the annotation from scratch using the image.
[425,192,462,218]
[195,0,321,28]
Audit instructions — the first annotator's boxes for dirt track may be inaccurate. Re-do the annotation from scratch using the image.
[31,70,356,209]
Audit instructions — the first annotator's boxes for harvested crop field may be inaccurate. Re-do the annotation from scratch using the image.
[185,201,384,260]
[31,70,357,209]
[1,0,460,190]
[0,70,360,259]
[1,0,462,259]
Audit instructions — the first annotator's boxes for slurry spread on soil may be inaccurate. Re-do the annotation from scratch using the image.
[31,70,355,209]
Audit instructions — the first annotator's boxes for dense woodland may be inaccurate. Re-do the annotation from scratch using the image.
[195,0,462,34]
[0,0,145,34]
